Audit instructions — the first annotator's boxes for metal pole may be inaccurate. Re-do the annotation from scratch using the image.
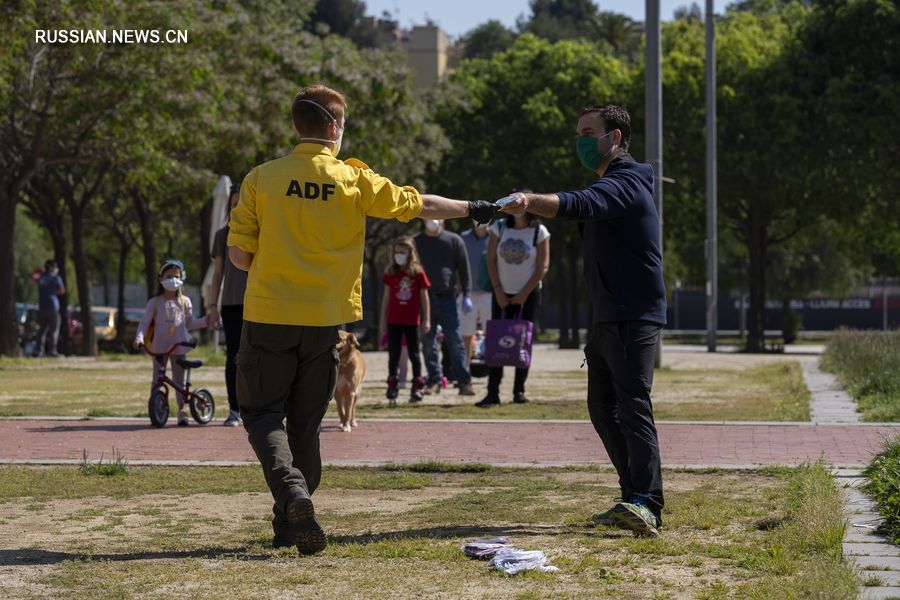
[646,0,663,367]
[705,0,718,352]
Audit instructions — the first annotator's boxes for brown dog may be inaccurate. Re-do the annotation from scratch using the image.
[334,330,367,432]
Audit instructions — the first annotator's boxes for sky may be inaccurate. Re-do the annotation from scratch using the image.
[364,0,738,37]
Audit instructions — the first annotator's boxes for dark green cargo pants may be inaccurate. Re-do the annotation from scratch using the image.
[236,321,339,518]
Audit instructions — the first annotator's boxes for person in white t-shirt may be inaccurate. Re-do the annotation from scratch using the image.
[475,208,550,407]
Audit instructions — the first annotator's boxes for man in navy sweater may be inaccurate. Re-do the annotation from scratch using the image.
[500,105,666,536]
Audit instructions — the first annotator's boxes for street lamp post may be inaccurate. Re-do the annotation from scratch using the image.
[705,0,718,352]
[646,0,663,367]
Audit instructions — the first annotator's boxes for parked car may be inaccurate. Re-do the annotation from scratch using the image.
[91,306,117,341]
[122,308,145,351]
[94,306,149,352]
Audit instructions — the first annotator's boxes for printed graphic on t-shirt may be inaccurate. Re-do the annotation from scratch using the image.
[395,277,414,303]
[499,237,531,265]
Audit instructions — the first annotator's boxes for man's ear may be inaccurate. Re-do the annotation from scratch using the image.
[612,128,622,147]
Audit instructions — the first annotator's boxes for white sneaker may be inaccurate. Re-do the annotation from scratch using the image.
[223,411,242,427]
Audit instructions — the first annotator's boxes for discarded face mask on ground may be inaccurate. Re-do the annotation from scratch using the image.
[461,538,559,574]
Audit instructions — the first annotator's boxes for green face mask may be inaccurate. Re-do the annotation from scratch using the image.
[576,132,613,171]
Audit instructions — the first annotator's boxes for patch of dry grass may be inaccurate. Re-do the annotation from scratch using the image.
[0,464,856,599]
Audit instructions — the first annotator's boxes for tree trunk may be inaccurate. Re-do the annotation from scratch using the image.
[132,189,158,297]
[746,202,767,353]
[100,261,110,306]
[557,236,581,349]
[782,295,799,345]
[69,202,97,356]
[115,233,129,345]
[0,193,18,356]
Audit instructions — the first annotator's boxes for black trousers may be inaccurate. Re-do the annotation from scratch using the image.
[584,320,664,520]
[387,324,422,379]
[487,289,541,396]
[236,321,339,525]
[220,304,243,413]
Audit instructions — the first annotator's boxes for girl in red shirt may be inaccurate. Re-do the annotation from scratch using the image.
[379,236,431,404]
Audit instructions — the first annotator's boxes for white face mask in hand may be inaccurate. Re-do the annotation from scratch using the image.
[161,277,183,292]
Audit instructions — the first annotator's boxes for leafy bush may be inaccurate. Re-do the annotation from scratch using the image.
[821,330,900,420]
[865,438,900,544]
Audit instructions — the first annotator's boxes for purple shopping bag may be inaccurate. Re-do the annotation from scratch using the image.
[484,308,534,369]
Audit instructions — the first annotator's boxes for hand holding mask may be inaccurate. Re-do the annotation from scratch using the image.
[468,200,499,224]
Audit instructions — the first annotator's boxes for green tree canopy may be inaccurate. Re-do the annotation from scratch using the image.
[462,20,517,60]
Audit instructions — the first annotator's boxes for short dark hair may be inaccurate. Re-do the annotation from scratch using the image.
[44,259,57,270]
[291,85,346,138]
[580,104,631,151]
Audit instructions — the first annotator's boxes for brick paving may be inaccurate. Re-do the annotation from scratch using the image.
[1,418,898,467]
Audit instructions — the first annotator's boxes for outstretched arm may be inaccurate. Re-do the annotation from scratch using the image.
[499,193,561,219]
[420,194,498,223]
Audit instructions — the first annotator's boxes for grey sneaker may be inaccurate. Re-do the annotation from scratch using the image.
[612,501,660,537]
[223,411,242,427]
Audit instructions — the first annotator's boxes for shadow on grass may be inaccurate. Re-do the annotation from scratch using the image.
[329,523,590,546]
[0,546,269,566]
[0,523,610,566]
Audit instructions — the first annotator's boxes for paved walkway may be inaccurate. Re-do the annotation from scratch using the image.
[2,418,898,468]
[835,469,900,600]
[803,360,861,423]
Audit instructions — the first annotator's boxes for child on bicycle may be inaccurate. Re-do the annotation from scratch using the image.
[133,259,208,426]
[379,237,430,404]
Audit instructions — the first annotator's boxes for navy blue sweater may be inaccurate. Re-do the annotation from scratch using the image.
[556,154,667,325]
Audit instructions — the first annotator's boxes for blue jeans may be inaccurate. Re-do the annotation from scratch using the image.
[422,293,471,386]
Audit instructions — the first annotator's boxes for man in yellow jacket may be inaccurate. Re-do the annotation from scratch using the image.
[228,84,497,556]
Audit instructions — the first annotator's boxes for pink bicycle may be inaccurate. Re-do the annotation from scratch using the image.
[145,340,216,427]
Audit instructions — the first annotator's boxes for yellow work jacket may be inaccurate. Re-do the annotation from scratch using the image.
[228,143,423,326]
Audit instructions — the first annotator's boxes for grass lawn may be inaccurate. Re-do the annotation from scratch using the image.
[0,357,810,422]
[822,330,900,421]
[0,463,856,599]
[356,364,809,422]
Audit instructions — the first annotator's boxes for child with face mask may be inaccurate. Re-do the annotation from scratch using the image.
[134,259,209,426]
[379,237,431,404]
